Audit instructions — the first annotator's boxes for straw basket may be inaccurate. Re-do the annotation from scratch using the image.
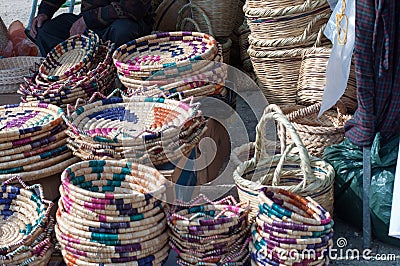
[281,102,352,158]
[245,0,309,10]
[0,176,54,265]
[190,0,239,38]
[38,31,99,82]
[238,22,252,71]
[221,38,232,64]
[244,1,330,42]
[233,104,335,220]
[250,187,333,265]
[296,46,357,113]
[0,56,43,94]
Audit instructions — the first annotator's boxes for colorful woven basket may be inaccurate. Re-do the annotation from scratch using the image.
[0,102,78,181]
[167,194,251,265]
[38,31,99,82]
[64,92,206,166]
[296,46,357,113]
[250,187,334,265]
[20,39,116,110]
[55,160,169,265]
[0,176,54,265]
[233,104,335,220]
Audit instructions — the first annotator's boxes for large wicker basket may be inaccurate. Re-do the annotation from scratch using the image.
[233,104,335,220]
[296,46,357,113]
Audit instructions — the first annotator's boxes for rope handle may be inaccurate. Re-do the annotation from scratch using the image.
[254,105,315,188]
[1,176,55,218]
[286,101,347,124]
[176,3,214,36]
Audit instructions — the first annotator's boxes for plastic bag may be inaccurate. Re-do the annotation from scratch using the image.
[319,0,355,116]
[389,140,400,239]
[323,134,400,247]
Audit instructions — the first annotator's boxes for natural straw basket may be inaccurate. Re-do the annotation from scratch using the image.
[245,0,308,10]
[154,0,189,32]
[233,104,335,220]
[281,101,352,158]
[190,0,239,38]
[296,46,357,113]
[0,56,43,94]
[238,22,252,72]
[244,1,330,42]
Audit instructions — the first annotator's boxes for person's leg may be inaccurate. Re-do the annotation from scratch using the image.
[35,13,79,56]
[95,18,153,48]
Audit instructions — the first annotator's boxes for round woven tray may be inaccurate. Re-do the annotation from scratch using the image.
[0,102,64,142]
[113,31,218,75]
[233,104,335,220]
[38,31,99,82]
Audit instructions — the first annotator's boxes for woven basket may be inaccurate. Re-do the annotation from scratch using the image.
[113,31,218,77]
[38,31,99,82]
[296,47,357,113]
[250,187,333,265]
[167,194,251,265]
[245,0,307,10]
[220,38,232,64]
[233,104,335,220]
[0,56,43,94]
[155,0,190,32]
[0,176,54,265]
[190,0,239,38]
[281,102,352,158]
[244,0,330,42]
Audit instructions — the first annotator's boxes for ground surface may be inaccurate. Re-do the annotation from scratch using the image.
[1,1,399,265]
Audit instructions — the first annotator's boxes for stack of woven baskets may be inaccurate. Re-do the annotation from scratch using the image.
[250,187,334,265]
[63,93,207,179]
[167,194,251,265]
[244,0,331,105]
[0,176,55,265]
[55,160,170,265]
[19,31,116,109]
[0,102,78,182]
[113,31,228,99]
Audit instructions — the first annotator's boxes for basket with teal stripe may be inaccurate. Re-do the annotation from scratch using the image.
[0,176,54,265]
[55,160,170,265]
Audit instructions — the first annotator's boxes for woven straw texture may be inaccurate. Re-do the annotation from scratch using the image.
[56,160,170,265]
[0,17,7,52]
[296,46,357,113]
[0,102,77,182]
[0,176,55,265]
[0,56,43,94]
[280,102,352,158]
[250,187,333,265]
[19,31,115,110]
[233,104,335,220]
[167,194,251,265]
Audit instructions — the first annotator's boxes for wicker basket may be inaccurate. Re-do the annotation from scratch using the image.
[233,104,335,220]
[238,22,252,72]
[220,37,232,64]
[245,0,308,10]
[281,102,352,158]
[245,3,330,42]
[0,56,43,94]
[190,0,239,38]
[296,47,357,113]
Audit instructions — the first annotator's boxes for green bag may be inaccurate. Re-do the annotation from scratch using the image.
[323,133,400,247]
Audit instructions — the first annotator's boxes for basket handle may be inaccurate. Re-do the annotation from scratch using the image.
[286,101,347,123]
[177,3,214,36]
[254,105,315,188]
[1,176,54,217]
